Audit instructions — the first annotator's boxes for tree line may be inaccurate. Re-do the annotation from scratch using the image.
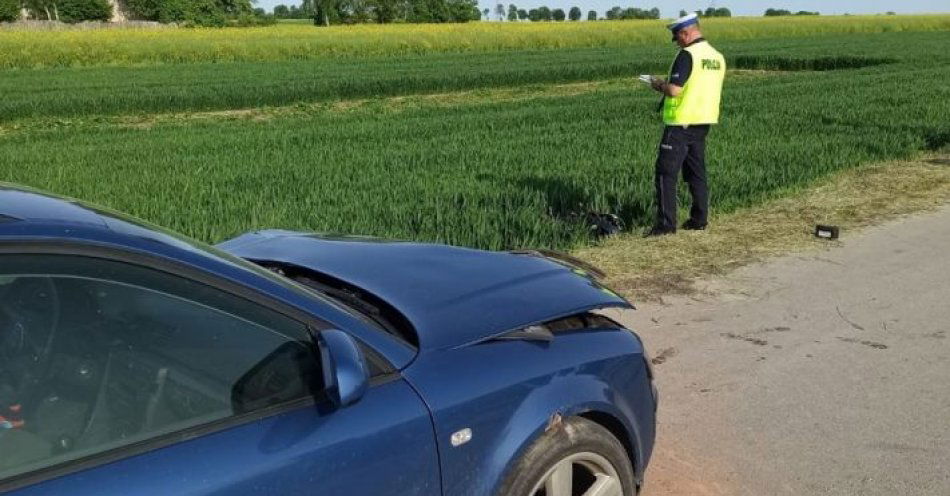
[678,7,731,18]
[272,0,480,24]
[764,8,819,16]
[0,0,273,25]
[0,1,842,27]
[482,4,660,22]
[485,5,733,22]
[124,0,267,25]
[1,0,116,22]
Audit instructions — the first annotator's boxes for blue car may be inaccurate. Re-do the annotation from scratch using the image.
[0,184,656,496]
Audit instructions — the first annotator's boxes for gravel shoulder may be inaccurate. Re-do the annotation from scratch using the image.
[615,204,950,495]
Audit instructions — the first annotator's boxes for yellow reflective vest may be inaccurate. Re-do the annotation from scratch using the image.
[663,41,725,126]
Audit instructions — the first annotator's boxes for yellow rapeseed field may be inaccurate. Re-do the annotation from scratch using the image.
[1,15,948,69]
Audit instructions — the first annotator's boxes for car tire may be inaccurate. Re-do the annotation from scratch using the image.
[497,416,636,496]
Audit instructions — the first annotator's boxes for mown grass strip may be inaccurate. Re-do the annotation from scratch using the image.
[0,70,792,135]
[576,153,950,300]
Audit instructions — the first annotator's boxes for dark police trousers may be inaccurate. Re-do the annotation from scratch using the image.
[654,125,710,230]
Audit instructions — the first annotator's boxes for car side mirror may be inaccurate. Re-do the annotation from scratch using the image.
[318,329,369,408]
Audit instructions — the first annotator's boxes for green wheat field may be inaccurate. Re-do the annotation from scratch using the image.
[1,17,948,250]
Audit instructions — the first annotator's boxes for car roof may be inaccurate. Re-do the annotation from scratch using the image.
[1,185,109,227]
[0,182,237,257]
[0,183,417,367]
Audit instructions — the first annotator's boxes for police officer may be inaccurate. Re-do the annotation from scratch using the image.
[646,13,725,236]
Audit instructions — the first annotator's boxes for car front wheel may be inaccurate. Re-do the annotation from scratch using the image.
[498,416,636,496]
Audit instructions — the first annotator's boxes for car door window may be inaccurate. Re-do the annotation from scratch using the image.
[0,254,319,484]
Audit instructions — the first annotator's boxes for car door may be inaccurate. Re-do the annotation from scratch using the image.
[0,252,440,496]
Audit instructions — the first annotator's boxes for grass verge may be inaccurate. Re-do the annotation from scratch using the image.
[575,152,950,301]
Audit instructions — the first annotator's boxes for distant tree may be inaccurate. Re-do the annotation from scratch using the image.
[537,5,550,20]
[26,0,112,22]
[605,6,620,19]
[794,10,819,15]
[586,9,596,21]
[703,7,730,17]
[23,0,55,19]
[272,4,289,17]
[551,7,564,20]
[764,8,792,16]
[679,9,687,17]
[359,3,375,22]
[0,0,20,21]
[446,0,481,22]
[295,0,311,17]
[568,6,580,21]
[617,7,658,20]
[527,7,538,20]
[57,0,112,22]
[405,1,430,23]
[517,8,526,19]
[312,0,329,26]
[369,0,399,23]
[482,7,489,19]
[221,0,255,15]
[886,11,896,15]
[507,3,517,20]
[494,2,504,20]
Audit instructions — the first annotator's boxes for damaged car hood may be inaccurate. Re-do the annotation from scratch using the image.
[217,230,631,351]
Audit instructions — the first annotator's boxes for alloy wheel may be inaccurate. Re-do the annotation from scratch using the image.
[529,451,623,496]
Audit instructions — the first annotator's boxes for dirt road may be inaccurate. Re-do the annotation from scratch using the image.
[624,205,950,495]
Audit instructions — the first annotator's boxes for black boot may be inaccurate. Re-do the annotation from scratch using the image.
[681,219,707,231]
[644,226,676,237]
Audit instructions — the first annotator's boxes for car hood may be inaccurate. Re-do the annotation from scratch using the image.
[217,230,631,351]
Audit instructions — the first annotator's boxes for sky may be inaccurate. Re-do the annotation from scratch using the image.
[257,0,950,16]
